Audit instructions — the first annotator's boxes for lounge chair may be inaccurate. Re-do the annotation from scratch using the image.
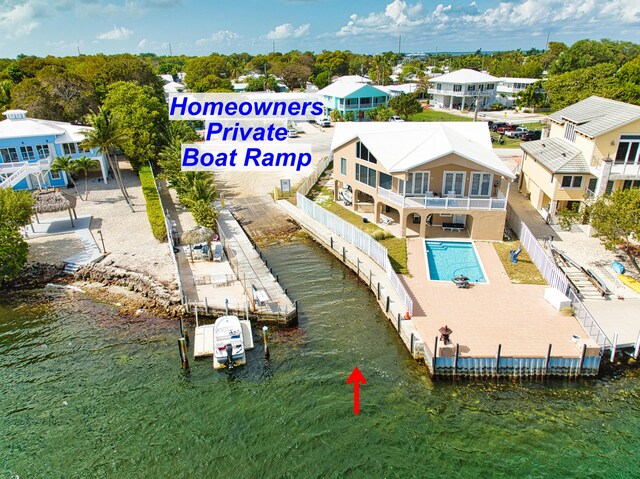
[442,222,465,232]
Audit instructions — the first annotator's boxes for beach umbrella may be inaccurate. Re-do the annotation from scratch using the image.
[181,226,215,261]
[32,189,78,227]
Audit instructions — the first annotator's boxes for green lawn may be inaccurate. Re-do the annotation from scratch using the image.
[493,241,546,285]
[308,185,408,274]
[490,132,522,149]
[409,110,473,122]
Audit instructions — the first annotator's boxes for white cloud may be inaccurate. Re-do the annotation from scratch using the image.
[195,30,240,46]
[0,1,46,37]
[97,25,133,40]
[334,0,640,38]
[266,23,310,40]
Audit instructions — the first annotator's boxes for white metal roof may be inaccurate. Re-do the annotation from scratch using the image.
[428,69,498,85]
[318,82,388,99]
[498,77,539,84]
[0,111,91,141]
[332,122,515,178]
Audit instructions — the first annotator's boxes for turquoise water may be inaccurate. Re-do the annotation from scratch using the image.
[1,240,640,478]
[426,240,486,283]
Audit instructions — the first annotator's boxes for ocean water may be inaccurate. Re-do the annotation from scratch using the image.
[1,240,639,478]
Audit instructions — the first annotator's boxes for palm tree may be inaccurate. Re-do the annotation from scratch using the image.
[50,155,81,199]
[174,172,215,198]
[72,156,100,200]
[82,107,134,212]
[178,176,217,208]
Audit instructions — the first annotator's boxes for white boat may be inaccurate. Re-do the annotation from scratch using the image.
[213,315,254,369]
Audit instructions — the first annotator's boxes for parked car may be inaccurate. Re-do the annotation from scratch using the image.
[319,118,331,127]
[505,127,529,138]
[521,130,542,141]
[388,115,405,122]
[287,128,298,138]
[496,123,517,133]
[491,122,508,132]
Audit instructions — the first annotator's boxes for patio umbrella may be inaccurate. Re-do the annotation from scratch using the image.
[181,226,215,262]
[32,189,78,227]
[439,325,453,344]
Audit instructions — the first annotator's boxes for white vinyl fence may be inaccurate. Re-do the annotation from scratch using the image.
[297,192,413,315]
[506,206,611,350]
[296,154,332,197]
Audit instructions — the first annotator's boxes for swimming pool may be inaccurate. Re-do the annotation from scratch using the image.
[425,241,487,283]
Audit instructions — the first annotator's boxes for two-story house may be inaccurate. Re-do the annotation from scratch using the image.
[496,77,541,108]
[331,122,515,240]
[317,81,389,121]
[519,96,640,223]
[428,69,498,111]
[0,110,107,191]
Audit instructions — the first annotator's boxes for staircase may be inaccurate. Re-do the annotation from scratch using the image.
[62,228,104,275]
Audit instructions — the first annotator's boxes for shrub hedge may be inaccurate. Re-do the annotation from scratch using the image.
[138,165,167,241]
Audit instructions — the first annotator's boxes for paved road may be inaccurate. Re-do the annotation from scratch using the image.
[215,123,333,238]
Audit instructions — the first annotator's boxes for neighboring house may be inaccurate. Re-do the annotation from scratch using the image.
[332,75,372,84]
[163,81,186,94]
[318,82,389,121]
[428,69,499,111]
[0,110,108,191]
[496,78,541,107]
[331,122,515,240]
[519,96,640,223]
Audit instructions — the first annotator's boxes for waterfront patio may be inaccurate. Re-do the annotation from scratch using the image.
[403,238,590,358]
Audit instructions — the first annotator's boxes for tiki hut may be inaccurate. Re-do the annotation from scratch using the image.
[181,226,215,262]
[32,189,78,227]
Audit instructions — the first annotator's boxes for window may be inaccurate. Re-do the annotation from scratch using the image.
[487,84,494,90]
[19,146,36,161]
[0,147,19,163]
[453,84,462,92]
[62,143,77,155]
[340,157,347,176]
[588,178,598,193]
[36,144,50,160]
[564,123,576,143]
[622,180,640,190]
[467,85,476,92]
[561,175,582,188]
[356,141,377,164]
[470,172,492,196]
[379,172,392,190]
[355,164,376,188]
[443,172,465,196]
[50,170,61,180]
[77,144,91,153]
[436,83,442,91]
[605,180,614,195]
[405,172,430,195]
[615,135,640,165]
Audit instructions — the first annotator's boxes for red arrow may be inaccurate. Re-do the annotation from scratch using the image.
[346,367,366,415]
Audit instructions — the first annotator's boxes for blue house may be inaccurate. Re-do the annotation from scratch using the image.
[318,81,389,121]
[0,110,108,191]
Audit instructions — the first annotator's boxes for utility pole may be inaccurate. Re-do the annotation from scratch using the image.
[169,43,173,56]
[272,40,275,53]
[398,35,401,55]
[545,30,550,51]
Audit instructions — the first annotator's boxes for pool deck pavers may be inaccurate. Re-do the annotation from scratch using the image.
[404,238,587,358]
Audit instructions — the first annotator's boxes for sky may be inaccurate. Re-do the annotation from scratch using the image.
[0,0,639,58]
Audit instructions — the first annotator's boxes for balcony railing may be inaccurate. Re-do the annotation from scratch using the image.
[427,88,494,96]
[377,187,507,211]
[611,162,640,179]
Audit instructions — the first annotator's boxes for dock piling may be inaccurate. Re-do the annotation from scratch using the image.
[330,237,333,249]
[179,316,185,337]
[634,330,640,360]
[432,336,438,374]
[184,328,190,347]
[204,297,208,314]
[262,325,270,359]
[610,332,619,362]
[225,299,229,316]
[178,338,189,369]
[386,296,390,313]
[342,246,346,263]
[495,344,501,376]
[377,282,381,300]
[454,344,460,376]
[578,343,587,377]
[397,313,401,331]
[194,305,199,327]
[410,333,414,355]
[544,344,552,376]
[356,258,360,278]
